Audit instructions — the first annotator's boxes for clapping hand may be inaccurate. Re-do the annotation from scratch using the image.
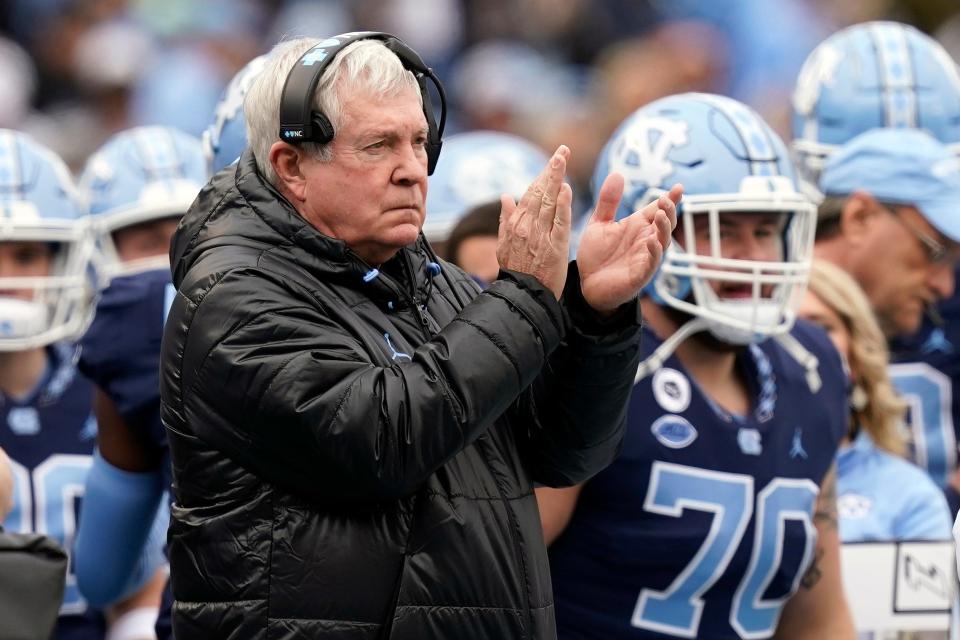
[496,146,572,300]
[576,174,682,315]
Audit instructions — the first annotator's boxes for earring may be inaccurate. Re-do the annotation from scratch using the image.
[849,384,868,412]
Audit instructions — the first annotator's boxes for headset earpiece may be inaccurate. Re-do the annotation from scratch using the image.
[310,113,335,145]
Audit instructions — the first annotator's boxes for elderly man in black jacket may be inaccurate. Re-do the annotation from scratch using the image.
[161,33,680,640]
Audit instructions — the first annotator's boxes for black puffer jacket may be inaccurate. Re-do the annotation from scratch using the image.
[160,152,642,639]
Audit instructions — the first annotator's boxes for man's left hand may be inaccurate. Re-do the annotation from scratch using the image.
[577,175,682,315]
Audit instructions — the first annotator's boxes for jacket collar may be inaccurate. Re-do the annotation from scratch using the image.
[173,150,436,305]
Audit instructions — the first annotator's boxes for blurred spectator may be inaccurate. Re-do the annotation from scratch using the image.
[266,0,351,46]
[0,37,35,128]
[445,201,500,285]
[800,259,951,541]
[449,40,583,134]
[39,18,156,165]
[652,0,833,135]
[129,0,264,137]
[355,0,463,69]
[935,11,960,64]
[590,22,728,131]
[462,0,660,64]
[129,44,226,136]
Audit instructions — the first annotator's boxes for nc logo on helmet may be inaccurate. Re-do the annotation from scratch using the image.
[609,117,689,191]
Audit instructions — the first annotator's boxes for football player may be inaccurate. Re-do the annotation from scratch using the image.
[0,129,119,638]
[73,125,206,640]
[541,93,855,639]
[791,21,960,515]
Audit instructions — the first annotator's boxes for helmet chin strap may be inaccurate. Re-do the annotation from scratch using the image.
[772,332,822,393]
[635,315,823,394]
[635,317,711,384]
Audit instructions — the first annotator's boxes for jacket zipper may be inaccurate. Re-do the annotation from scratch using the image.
[366,253,534,636]
[388,254,465,421]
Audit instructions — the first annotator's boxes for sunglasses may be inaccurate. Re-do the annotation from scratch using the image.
[877,201,958,265]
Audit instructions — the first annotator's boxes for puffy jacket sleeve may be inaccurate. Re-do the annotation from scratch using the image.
[168,265,572,503]
[510,261,642,487]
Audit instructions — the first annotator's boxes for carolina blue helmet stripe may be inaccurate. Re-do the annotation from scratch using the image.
[698,94,780,177]
[871,22,918,128]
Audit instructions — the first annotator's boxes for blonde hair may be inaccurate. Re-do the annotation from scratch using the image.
[806,259,907,455]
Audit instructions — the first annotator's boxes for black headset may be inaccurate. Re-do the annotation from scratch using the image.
[278,31,447,175]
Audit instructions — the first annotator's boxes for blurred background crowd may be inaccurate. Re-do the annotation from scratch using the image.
[4,0,960,214]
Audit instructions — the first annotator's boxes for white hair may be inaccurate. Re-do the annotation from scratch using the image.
[245,37,423,185]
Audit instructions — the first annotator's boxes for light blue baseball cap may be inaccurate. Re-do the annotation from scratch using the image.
[820,127,960,241]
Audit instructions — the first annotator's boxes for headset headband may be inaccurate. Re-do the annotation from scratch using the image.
[278,31,446,174]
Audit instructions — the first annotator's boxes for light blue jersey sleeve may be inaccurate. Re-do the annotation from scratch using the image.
[838,432,952,542]
[74,450,168,607]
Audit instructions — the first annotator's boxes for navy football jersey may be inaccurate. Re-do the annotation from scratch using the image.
[79,269,174,491]
[78,268,175,640]
[889,274,960,492]
[550,320,848,639]
[1,344,106,639]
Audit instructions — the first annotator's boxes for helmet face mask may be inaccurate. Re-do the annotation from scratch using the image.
[0,131,98,351]
[656,186,816,344]
[594,93,816,345]
[80,126,206,279]
[791,21,960,192]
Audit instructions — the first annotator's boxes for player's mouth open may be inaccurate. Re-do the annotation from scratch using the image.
[719,283,755,299]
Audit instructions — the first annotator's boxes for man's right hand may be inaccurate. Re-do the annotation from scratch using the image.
[496,146,572,300]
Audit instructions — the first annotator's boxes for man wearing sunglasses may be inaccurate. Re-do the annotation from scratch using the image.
[814,128,960,340]
[815,128,960,542]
